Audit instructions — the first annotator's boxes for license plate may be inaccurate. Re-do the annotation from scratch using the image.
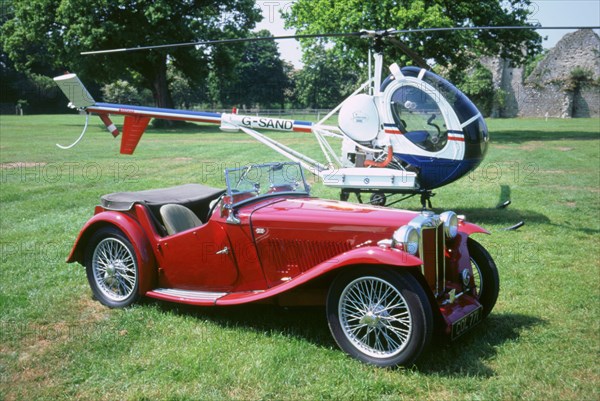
[451,306,483,339]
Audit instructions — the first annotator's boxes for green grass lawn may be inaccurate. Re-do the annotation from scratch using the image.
[1,114,599,400]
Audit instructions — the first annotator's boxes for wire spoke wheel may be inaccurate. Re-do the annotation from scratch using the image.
[471,258,483,298]
[327,268,432,367]
[92,238,137,301]
[85,227,140,308]
[339,276,412,358]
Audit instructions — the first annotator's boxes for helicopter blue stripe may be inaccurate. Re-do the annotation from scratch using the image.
[293,120,312,126]
[93,102,222,119]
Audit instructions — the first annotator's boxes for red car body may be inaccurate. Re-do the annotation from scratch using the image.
[68,162,499,367]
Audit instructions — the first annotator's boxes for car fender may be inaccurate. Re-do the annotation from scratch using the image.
[217,245,422,305]
[459,221,490,236]
[66,210,156,294]
[319,245,423,270]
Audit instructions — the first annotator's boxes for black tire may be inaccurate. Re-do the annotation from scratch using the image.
[85,226,140,308]
[326,267,433,367]
[370,192,387,206]
[468,238,499,319]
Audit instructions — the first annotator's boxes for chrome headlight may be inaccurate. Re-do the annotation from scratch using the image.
[440,211,459,239]
[392,225,419,255]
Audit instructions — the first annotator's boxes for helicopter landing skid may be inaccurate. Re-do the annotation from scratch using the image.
[340,188,435,208]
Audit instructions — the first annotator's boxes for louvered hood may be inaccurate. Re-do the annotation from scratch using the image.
[248,198,419,287]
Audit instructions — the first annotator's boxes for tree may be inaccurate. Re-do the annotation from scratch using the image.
[101,80,153,105]
[0,0,68,113]
[293,46,361,108]
[0,52,67,114]
[283,0,542,72]
[168,66,203,109]
[453,62,495,116]
[2,0,261,116]
[215,30,292,109]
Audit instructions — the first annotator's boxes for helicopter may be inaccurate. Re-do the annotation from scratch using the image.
[53,26,594,207]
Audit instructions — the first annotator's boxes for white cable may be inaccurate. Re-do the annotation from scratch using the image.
[56,113,90,149]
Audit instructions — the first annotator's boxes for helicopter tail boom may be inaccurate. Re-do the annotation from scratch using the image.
[86,103,315,154]
[54,73,316,155]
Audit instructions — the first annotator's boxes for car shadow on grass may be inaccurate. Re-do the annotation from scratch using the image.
[146,301,336,348]
[145,299,543,376]
[417,312,545,377]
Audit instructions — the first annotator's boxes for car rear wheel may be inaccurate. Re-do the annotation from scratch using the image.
[85,227,140,308]
[326,267,432,367]
[468,238,499,319]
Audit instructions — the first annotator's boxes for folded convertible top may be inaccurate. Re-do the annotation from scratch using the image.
[100,184,225,211]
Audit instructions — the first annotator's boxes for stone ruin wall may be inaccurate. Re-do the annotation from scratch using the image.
[481,29,600,118]
[516,83,599,118]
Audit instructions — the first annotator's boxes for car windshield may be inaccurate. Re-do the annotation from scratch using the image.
[224,162,310,207]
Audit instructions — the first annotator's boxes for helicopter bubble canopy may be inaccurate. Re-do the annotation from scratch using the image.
[381,66,488,161]
[374,66,489,189]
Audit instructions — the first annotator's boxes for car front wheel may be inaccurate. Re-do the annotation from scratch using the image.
[468,238,499,319]
[327,267,433,367]
[85,227,140,308]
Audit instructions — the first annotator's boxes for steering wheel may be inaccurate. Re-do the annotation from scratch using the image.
[427,114,441,135]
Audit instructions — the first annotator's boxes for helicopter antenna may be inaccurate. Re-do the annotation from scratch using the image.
[80,26,600,55]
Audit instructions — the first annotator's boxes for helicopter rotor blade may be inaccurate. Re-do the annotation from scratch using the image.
[388,25,600,36]
[81,32,362,55]
[81,26,600,56]
[385,37,430,70]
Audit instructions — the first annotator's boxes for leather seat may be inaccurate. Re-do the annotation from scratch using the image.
[160,204,203,235]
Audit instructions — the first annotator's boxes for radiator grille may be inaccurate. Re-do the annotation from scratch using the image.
[420,223,446,295]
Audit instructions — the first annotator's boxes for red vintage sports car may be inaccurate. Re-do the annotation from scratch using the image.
[68,162,499,367]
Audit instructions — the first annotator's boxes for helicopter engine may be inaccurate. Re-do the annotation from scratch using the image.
[339,94,380,143]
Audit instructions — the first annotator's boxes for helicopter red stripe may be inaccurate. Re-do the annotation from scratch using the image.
[385,128,402,134]
[448,134,465,142]
[293,126,313,133]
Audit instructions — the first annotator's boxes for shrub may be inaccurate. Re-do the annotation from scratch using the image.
[101,80,153,105]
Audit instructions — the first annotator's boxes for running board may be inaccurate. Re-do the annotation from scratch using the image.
[146,288,228,305]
